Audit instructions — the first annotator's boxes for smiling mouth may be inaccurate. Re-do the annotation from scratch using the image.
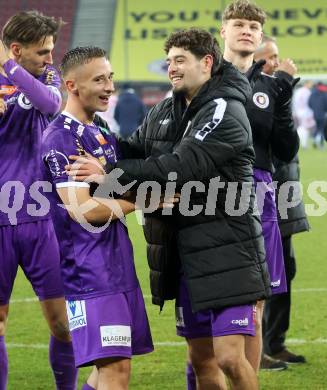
[99,96,110,103]
[171,76,183,84]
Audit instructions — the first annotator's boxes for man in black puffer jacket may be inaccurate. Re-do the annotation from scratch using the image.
[67,28,270,389]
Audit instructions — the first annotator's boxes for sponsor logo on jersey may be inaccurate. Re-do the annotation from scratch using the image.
[66,300,87,331]
[100,325,131,347]
[17,93,33,110]
[95,133,108,145]
[93,147,104,156]
[0,85,17,95]
[271,279,281,288]
[77,125,85,137]
[45,149,69,178]
[231,317,249,326]
[104,145,116,161]
[253,92,269,109]
[175,306,185,327]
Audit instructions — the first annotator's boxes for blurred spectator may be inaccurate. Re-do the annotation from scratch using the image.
[308,82,327,148]
[97,91,119,133]
[292,81,316,149]
[114,83,147,139]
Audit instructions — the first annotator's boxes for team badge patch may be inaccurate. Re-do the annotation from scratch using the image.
[100,325,131,347]
[17,93,33,110]
[66,300,87,331]
[253,92,269,109]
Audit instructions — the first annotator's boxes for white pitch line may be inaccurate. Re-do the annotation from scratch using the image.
[6,339,327,350]
[293,288,327,293]
[9,288,327,304]
[11,297,38,303]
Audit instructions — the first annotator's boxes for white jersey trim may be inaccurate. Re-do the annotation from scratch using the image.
[56,182,90,188]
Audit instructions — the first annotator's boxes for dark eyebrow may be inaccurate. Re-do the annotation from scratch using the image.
[93,72,115,79]
[166,55,186,62]
[37,49,51,55]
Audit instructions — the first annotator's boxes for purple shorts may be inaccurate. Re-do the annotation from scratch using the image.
[254,168,287,295]
[261,220,287,294]
[176,278,256,339]
[0,220,64,305]
[66,287,154,367]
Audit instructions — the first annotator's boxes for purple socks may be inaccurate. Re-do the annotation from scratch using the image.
[49,335,78,390]
[0,336,8,390]
[186,362,196,390]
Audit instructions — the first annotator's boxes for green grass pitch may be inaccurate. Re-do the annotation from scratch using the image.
[6,148,327,389]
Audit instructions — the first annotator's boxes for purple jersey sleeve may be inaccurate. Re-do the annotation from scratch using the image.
[43,128,89,189]
[3,59,61,115]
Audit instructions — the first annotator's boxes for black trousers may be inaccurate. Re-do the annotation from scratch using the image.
[263,235,296,355]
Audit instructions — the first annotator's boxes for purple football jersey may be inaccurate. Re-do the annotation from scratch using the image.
[0,59,61,226]
[42,112,139,299]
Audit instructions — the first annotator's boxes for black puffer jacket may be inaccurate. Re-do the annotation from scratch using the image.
[273,155,310,237]
[246,70,300,172]
[116,62,271,312]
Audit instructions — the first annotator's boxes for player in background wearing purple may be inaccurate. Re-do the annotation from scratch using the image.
[0,12,77,389]
[220,0,299,375]
[42,47,155,390]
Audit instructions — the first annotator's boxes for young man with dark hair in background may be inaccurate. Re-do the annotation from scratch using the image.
[221,0,300,373]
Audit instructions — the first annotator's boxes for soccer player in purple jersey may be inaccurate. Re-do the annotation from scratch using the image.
[0,12,77,390]
[42,47,154,390]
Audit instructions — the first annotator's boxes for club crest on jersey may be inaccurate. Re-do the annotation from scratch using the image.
[66,300,87,331]
[17,93,33,110]
[253,92,269,109]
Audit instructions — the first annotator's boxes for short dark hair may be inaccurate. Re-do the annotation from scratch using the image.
[222,0,266,25]
[2,10,63,47]
[60,46,107,77]
[164,28,222,76]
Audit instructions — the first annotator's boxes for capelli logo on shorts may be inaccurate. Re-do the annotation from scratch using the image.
[100,325,131,347]
[271,279,281,288]
[231,318,249,326]
[66,300,87,331]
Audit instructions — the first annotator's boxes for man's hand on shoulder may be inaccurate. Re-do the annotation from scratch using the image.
[65,153,106,183]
